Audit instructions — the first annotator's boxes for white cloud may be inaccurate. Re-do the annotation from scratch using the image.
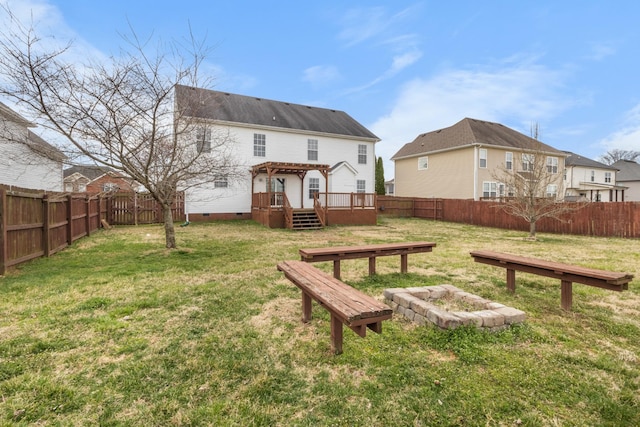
[370,58,572,175]
[586,41,617,61]
[302,65,341,87]
[598,103,640,152]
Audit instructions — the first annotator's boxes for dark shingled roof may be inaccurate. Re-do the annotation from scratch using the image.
[391,118,562,160]
[64,165,114,180]
[612,159,640,182]
[175,85,379,141]
[564,151,617,170]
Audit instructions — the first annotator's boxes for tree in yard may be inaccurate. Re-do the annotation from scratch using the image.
[598,149,640,165]
[375,156,386,195]
[0,7,242,248]
[492,125,584,240]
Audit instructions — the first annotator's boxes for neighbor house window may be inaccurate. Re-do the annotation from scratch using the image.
[590,170,595,182]
[358,144,367,164]
[522,153,535,171]
[505,152,513,170]
[103,183,119,192]
[605,172,612,183]
[483,181,497,198]
[214,176,228,188]
[254,133,266,157]
[546,184,558,198]
[479,148,487,168]
[196,127,212,153]
[307,139,318,161]
[309,177,319,199]
[418,156,428,170]
[546,156,558,174]
[356,179,366,193]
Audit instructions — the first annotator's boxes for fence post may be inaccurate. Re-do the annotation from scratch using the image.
[0,188,6,275]
[67,194,73,245]
[43,194,51,257]
[85,195,91,237]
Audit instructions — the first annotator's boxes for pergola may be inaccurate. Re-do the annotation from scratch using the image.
[251,162,330,210]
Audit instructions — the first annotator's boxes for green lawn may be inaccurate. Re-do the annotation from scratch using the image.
[1,218,638,426]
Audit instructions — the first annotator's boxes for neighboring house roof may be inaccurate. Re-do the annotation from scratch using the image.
[612,160,640,182]
[564,151,617,170]
[391,118,563,160]
[0,101,33,126]
[175,85,380,141]
[63,165,114,180]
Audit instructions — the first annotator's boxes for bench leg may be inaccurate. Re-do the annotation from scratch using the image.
[506,269,516,292]
[561,280,573,311]
[302,291,312,323]
[369,257,376,275]
[367,321,382,334]
[333,260,341,280]
[400,254,408,273]
[330,314,343,355]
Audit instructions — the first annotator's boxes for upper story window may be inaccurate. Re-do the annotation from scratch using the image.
[479,148,487,168]
[309,177,319,199]
[356,179,366,193]
[546,156,558,174]
[605,172,612,183]
[590,170,595,182]
[522,153,535,171]
[418,156,428,170]
[307,139,318,161]
[254,133,266,157]
[103,183,119,192]
[196,127,212,153]
[505,152,513,170]
[358,144,367,164]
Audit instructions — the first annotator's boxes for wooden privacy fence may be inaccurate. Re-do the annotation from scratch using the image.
[0,189,185,275]
[377,196,640,238]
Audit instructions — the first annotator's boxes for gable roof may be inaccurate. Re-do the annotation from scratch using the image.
[564,151,617,170]
[612,159,640,182]
[391,118,563,160]
[0,101,33,126]
[174,85,379,141]
[63,165,114,180]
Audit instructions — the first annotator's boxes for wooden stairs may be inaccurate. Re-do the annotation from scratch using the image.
[291,209,323,230]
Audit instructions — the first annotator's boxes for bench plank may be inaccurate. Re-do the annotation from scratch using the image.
[470,250,633,310]
[277,260,392,354]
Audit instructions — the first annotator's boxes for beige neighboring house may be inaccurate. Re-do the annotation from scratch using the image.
[391,118,567,200]
[612,159,640,201]
[563,152,625,202]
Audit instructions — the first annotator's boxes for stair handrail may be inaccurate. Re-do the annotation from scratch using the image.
[282,193,293,229]
[313,194,326,227]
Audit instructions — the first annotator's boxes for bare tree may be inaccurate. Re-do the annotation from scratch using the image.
[0,7,243,248]
[599,149,640,165]
[492,125,583,239]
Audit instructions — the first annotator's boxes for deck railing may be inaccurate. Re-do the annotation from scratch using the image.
[315,192,376,210]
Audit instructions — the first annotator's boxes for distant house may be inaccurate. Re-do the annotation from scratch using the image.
[391,118,567,200]
[174,85,380,227]
[612,159,640,201]
[63,165,137,194]
[384,179,395,196]
[0,102,65,191]
[563,152,625,201]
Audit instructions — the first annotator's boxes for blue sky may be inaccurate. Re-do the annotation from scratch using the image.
[3,0,640,176]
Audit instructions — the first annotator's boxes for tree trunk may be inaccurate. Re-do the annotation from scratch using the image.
[529,220,537,239]
[162,203,176,249]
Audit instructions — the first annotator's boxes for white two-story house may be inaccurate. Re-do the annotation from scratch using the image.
[174,85,379,228]
[563,152,625,202]
[0,102,65,192]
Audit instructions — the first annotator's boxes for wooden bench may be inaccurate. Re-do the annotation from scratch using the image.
[470,250,633,311]
[299,241,436,279]
[277,260,392,354]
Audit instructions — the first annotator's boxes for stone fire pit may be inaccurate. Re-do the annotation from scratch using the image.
[383,285,525,331]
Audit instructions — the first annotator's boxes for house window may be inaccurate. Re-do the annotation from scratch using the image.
[307,139,318,161]
[358,144,367,164]
[103,183,119,192]
[479,149,487,168]
[309,177,319,199]
[254,133,266,157]
[546,184,558,198]
[605,172,611,183]
[590,170,595,182]
[483,181,497,198]
[522,154,534,171]
[418,156,428,170]
[505,152,513,170]
[196,127,212,153]
[214,176,228,188]
[546,156,558,174]
[356,179,366,193]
